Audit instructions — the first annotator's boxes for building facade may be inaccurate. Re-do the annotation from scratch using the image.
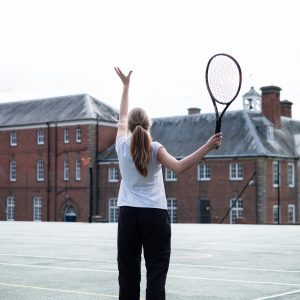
[1,87,299,224]
[0,94,118,222]
[98,86,300,224]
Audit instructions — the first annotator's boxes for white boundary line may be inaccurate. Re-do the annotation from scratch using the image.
[0,262,118,274]
[0,253,116,263]
[1,254,299,273]
[253,288,300,300]
[0,282,119,298]
[1,262,300,288]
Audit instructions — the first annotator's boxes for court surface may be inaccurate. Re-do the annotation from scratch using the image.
[0,222,299,300]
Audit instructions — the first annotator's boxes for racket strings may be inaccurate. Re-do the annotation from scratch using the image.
[207,56,240,104]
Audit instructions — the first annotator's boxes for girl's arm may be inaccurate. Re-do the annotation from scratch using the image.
[114,67,133,140]
[157,133,222,174]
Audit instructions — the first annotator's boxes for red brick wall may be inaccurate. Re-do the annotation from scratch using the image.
[0,122,112,222]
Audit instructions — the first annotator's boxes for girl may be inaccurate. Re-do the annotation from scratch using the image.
[115,67,222,300]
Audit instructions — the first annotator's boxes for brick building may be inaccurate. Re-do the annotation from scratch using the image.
[1,86,299,224]
[0,94,118,222]
[98,86,300,224]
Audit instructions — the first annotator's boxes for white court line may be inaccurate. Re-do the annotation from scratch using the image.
[0,253,116,263]
[1,254,299,273]
[168,275,300,288]
[176,248,300,254]
[0,262,118,274]
[253,288,300,300]
[171,263,300,273]
[0,282,119,298]
[1,262,300,288]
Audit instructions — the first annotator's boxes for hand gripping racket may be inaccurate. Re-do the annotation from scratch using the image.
[205,53,242,147]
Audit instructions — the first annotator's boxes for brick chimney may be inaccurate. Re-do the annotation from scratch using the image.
[260,86,281,128]
[188,107,201,115]
[280,100,293,118]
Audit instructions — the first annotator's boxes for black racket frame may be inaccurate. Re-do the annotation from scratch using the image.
[205,53,242,134]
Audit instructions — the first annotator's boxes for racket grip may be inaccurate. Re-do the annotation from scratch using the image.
[215,120,221,149]
[215,120,221,133]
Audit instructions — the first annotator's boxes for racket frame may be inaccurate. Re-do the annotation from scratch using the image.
[205,53,242,134]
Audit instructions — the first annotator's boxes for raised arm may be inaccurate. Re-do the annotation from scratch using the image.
[114,67,133,140]
[157,133,222,174]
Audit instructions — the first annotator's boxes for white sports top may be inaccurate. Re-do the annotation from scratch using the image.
[116,137,167,209]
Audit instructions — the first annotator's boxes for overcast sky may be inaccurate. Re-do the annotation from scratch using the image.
[0,0,299,121]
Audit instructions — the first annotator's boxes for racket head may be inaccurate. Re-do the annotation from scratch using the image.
[205,53,242,105]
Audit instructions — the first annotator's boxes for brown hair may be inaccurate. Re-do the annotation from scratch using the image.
[128,108,152,177]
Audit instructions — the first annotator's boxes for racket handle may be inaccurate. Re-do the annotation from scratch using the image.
[215,120,221,133]
[215,120,221,149]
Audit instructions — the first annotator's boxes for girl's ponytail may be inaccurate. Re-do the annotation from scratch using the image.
[128,108,152,177]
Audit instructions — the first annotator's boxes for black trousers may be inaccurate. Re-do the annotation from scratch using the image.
[118,206,171,300]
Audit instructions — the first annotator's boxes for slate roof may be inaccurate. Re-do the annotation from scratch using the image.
[0,94,119,127]
[98,110,300,161]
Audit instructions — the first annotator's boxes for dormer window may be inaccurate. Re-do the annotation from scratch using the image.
[267,125,274,140]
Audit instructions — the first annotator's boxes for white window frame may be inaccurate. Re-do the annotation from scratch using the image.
[10,160,17,182]
[33,196,42,221]
[10,131,17,146]
[108,167,119,182]
[64,128,70,144]
[230,163,243,181]
[37,128,45,145]
[167,198,177,223]
[287,163,295,188]
[165,168,177,181]
[273,205,280,224]
[288,204,295,224]
[37,159,44,181]
[273,161,280,187]
[198,164,211,181]
[76,127,82,143]
[109,198,119,223]
[64,159,69,181]
[229,198,244,224]
[76,159,81,181]
[7,196,15,221]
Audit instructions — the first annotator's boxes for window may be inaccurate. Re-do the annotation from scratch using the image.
[76,159,81,181]
[64,128,70,144]
[37,129,45,145]
[230,163,243,180]
[64,159,69,181]
[288,204,295,224]
[229,198,243,224]
[267,126,274,140]
[273,205,280,224]
[288,163,295,188]
[198,164,211,181]
[165,168,177,181]
[33,196,42,221]
[10,131,17,146]
[37,160,44,181]
[76,127,82,143]
[167,198,177,223]
[273,161,280,187]
[108,167,119,182]
[10,160,16,181]
[7,197,15,221]
[109,198,119,223]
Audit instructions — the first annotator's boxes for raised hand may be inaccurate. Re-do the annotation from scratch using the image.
[114,67,133,86]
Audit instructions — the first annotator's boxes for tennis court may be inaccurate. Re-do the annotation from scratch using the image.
[0,222,299,299]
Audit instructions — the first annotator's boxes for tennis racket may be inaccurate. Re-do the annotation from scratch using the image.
[205,53,242,148]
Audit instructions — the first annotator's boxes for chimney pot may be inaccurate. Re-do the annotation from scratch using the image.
[188,107,201,115]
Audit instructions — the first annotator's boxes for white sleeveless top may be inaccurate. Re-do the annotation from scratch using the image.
[116,137,167,209]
